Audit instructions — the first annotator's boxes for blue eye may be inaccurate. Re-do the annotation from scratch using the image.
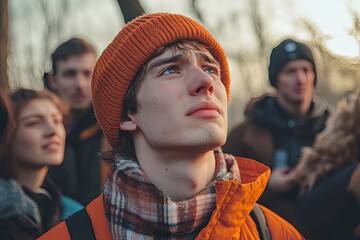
[161,67,177,75]
[204,67,219,75]
[205,68,215,74]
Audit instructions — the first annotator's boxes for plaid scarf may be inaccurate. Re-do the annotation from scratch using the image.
[103,149,240,239]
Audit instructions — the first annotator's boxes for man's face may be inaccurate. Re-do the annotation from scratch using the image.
[276,59,315,105]
[52,53,97,111]
[127,47,228,152]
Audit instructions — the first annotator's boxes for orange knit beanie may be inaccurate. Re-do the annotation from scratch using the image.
[92,13,230,148]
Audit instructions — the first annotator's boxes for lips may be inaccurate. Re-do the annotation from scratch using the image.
[186,101,221,117]
[71,94,85,101]
[294,87,306,93]
[42,141,61,151]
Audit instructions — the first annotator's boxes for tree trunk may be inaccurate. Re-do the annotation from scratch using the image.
[0,0,9,92]
[116,0,145,24]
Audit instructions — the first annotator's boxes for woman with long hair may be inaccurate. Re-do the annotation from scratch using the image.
[0,89,82,239]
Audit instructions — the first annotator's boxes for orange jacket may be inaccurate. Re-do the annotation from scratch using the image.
[38,157,303,240]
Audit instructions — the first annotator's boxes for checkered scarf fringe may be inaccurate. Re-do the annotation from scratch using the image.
[103,149,240,239]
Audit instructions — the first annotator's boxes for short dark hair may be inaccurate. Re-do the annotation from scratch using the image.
[51,38,97,74]
[101,40,210,162]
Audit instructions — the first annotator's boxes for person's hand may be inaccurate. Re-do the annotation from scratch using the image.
[268,167,297,192]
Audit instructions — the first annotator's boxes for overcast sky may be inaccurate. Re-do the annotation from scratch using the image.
[10,0,359,56]
[76,0,360,57]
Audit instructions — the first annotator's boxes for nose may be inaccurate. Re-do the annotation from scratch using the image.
[44,121,57,137]
[74,73,88,89]
[296,69,309,85]
[189,66,215,96]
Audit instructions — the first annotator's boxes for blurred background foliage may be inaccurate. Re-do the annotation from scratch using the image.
[1,0,359,129]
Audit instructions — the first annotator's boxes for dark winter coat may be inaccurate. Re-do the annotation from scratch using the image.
[0,177,82,240]
[48,106,105,205]
[223,95,330,168]
[297,162,360,239]
[223,95,331,233]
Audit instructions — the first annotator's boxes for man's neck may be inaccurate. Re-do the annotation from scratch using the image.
[71,107,89,121]
[134,143,216,202]
[276,96,311,117]
[67,107,90,131]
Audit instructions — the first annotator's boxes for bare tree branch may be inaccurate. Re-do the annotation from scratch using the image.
[115,0,145,24]
[248,0,266,60]
[347,10,360,56]
[190,0,205,24]
[8,0,70,89]
[0,0,9,92]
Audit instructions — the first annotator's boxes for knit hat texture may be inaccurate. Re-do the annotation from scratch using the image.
[92,13,230,148]
[268,39,316,87]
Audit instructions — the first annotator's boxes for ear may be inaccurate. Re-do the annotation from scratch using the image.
[119,114,137,132]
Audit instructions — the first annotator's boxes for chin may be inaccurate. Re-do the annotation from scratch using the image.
[288,96,305,105]
[195,132,226,149]
[45,156,64,166]
[46,161,63,167]
[71,105,88,111]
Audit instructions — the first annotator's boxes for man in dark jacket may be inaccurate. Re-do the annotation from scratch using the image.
[223,38,331,231]
[47,38,109,205]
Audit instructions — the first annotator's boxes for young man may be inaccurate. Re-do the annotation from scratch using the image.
[46,38,109,205]
[39,13,303,239]
[223,39,331,231]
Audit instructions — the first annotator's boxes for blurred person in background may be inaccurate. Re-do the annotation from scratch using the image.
[295,91,360,239]
[223,38,331,231]
[46,38,110,205]
[0,89,82,240]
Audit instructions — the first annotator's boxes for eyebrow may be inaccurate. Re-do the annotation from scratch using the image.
[195,51,219,66]
[148,51,220,71]
[148,53,187,70]
[19,113,62,122]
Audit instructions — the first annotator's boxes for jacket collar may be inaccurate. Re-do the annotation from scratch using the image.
[89,157,270,240]
[196,157,270,239]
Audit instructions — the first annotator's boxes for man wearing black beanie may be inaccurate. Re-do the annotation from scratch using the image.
[268,39,317,88]
[223,38,331,234]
